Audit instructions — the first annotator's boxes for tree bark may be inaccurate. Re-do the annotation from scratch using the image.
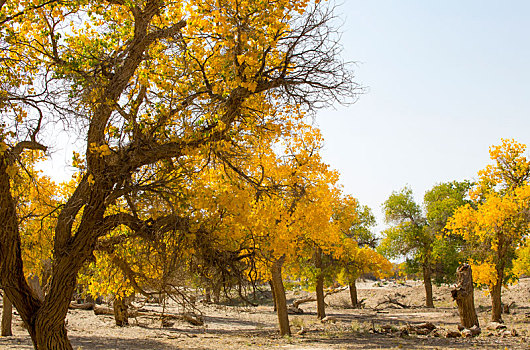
[113,297,129,326]
[269,280,277,311]
[423,264,434,308]
[33,325,72,350]
[204,287,211,304]
[490,277,503,323]
[271,256,290,336]
[1,293,13,336]
[28,274,45,301]
[451,264,479,329]
[349,280,358,308]
[314,247,326,319]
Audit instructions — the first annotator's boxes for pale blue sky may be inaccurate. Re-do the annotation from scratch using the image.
[317,1,530,229]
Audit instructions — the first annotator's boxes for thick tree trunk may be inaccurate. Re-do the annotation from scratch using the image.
[1,294,13,336]
[423,265,434,308]
[269,280,277,311]
[451,264,479,329]
[271,256,290,336]
[33,324,72,350]
[349,280,359,308]
[314,247,326,319]
[490,279,503,323]
[113,297,129,326]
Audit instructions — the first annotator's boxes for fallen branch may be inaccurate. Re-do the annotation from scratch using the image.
[374,295,409,309]
[292,296,316,309]
[92,305,203,325]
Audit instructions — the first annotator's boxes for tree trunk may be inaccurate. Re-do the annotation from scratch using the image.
[1,294,13,336]
[28,274,45,301]
[33,324,72,350]
[423,264,434,308]
[451,264,479,329]
[204,287,211,304]
[314,247,326,319]
[490,278,503,323]
[1,154,73,349]
[213,283,221,304]
[271,256,290,336]
[269,280,277,311]
[113,297,129,326]
[349,280,359,308]
[315,274,325,319]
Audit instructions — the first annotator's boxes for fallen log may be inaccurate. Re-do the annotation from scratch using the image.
[69,302,95,310]
[292,296,316,309]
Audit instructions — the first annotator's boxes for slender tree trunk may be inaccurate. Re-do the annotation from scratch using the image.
[213,282,221,304]
[1,294,13,336]
[269,280,277,311]
[113,297,129,326]
[490,278,503,323]
[349,280,358,308]
[315,274,325,319]
[271,256,290,336]
[451,264,479,329]
[204,287,211,303]
[423,264,434,308]
[314,247,326,319]
[28,275,45,301]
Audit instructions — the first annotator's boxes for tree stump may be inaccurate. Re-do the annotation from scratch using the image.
[451,264,479,329]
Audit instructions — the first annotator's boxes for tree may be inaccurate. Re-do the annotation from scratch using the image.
[379,182,470,308]
[379,187,434,307]
[447,139,530,323]
[245,131,343,335]
[424,181,472,283]
[0,1,357,348]
[330,197,391,308]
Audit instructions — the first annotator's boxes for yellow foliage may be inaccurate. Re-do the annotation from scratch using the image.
[447,139,530,291]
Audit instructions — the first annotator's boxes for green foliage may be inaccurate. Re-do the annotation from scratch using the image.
[425,181,472,283]
[380,182,471,283]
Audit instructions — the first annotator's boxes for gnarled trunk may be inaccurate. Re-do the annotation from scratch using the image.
[451,264,479,329]
[1,293,12,336]
[1,152,109,349]
[423,264,434,308]
[33,323,72,350]
[271,255,290,336]
[349,280,358,308]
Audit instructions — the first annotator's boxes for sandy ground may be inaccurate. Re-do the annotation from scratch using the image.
[1,278,529,349]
